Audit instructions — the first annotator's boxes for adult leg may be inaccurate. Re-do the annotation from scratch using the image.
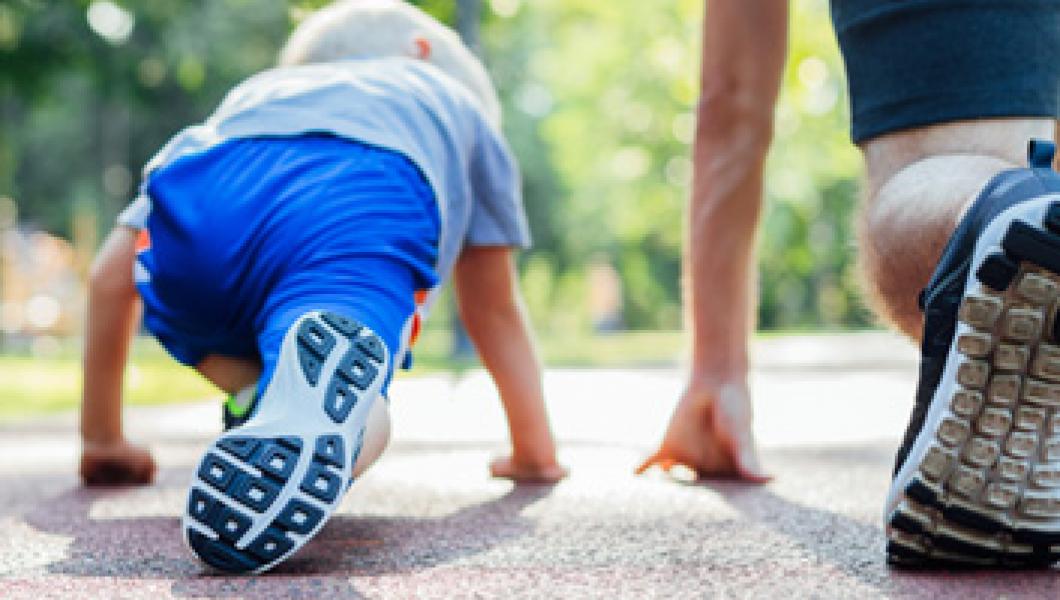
[857,118,1057,340]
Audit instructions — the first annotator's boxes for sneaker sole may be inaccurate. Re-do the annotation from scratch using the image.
[886,196,1060,567]
[181,310,388,573]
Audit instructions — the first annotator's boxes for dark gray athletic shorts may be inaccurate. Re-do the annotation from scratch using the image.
[831,0,1060,143]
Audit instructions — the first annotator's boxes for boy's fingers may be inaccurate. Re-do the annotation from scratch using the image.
[81,461,130,486]
[489,456,512,478]
[123,450,157,484]
[135,453,158,484]
[80,449,157,487]
[82,461,131,486]
[491,455,568,483]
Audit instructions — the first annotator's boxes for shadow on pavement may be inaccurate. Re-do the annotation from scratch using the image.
[22,471,554,596]
[710,482,891,591]
[708,444,1060,599]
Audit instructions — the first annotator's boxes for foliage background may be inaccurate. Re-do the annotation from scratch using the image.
[0,0,873,338]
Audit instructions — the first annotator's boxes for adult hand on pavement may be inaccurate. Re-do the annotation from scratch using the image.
[636,380,770,483]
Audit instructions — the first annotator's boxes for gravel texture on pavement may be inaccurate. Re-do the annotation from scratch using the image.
[2,332,1057,598]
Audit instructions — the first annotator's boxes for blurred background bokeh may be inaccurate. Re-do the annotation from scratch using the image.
[0,0,871,416]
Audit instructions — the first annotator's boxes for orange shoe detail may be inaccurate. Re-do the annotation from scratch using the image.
[135,229,152,252]
[409,313,422,347]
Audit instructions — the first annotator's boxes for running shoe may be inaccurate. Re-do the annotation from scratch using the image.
[223,383,259,431]
[886,140,1060,567]
[182,310,387,573]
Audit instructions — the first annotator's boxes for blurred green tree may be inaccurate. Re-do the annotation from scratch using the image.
[488,0,872,330]
[0,0,288,232]
[0,0,872,333]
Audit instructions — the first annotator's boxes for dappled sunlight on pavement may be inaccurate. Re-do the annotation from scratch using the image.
[2,332,1058,598]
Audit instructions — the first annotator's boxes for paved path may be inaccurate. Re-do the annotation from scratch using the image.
[1,332,1058,598]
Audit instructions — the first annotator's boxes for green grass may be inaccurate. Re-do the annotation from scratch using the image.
[0,329,690,420]
[0,339,220,419]
[411,327,687,371]
[1,326,898,420]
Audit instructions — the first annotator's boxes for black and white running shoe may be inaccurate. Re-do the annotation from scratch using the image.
[182,310,387,573]
[886,140,1060,567]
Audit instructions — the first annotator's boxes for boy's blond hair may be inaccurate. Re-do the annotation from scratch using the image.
[279,0,502,127]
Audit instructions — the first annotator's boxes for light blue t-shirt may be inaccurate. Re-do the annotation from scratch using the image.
[120,57,529,311]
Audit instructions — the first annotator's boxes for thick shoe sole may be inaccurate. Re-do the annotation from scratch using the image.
[886,197,1060,567]
[181,311,388,573]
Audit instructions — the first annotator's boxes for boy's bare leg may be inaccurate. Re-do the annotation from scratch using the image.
[195,355,261,395]
[352,397,391,477]
[858,117,1057,339]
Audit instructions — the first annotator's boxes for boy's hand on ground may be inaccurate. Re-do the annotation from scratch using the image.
[80,439,157,486]
[489,454,568,484]
[636,381,771,483]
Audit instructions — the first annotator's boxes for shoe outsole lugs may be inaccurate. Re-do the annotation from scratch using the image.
[182,311,386,573]
[888,200,1060,568]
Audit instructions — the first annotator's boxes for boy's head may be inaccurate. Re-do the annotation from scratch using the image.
[279,0,502,127]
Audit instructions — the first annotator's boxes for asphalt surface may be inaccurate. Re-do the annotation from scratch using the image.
[2,332,1059,598]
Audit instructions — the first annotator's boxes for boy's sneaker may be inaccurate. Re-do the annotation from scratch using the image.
[182,310,387,573]
[886,140,1060,567]
[222,384,259,431]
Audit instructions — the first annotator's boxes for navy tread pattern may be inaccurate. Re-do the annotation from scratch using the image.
[253,443,299,481]
[218,437,261,461]
[297,318,337,387]
[336,347,379,391]
[275,498,326,535]
[187,433,356,573]
[188,314,384,573]
[314,434,345,469]
[321,312,363,338]
[355,335,385,363]
[300,462,343,503]
[319,316,386,425]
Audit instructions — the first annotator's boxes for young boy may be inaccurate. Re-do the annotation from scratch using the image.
[78,0,565,574]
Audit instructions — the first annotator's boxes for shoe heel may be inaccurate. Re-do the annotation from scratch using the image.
[184,311,386,573]
[889,204,1060,567]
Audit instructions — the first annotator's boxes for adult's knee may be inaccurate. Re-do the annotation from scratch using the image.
[857,154,1013,339]
[856,200,927,340]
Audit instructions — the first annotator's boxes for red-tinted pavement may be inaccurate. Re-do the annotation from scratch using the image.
[1,333,1058,598]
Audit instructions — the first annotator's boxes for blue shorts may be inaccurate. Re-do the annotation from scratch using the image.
[134,135,440,389]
